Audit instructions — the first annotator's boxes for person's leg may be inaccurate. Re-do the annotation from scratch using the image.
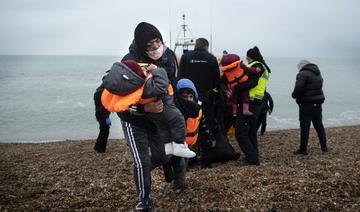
[147,128,168,170]
[298,105,312,153]
[198,125,213,168]
[172,156,187,194]
[260,113,267,135]
[201,95,217,133]
[241,91,253,116]
[248,100,263,159]
[311,104,327,151]
[235,108,259,165]
[121,120,152,208]
[94,119,110,153]
[147,103,195,158]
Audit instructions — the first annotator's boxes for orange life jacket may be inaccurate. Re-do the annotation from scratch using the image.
[101,84,174,112]
[185,108,202,145]
[221,60,248,88]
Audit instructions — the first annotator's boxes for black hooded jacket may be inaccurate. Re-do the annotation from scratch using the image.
[292,63,325,104]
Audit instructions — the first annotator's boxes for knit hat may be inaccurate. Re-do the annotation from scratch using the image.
[134,22,163,52]
[297,59,311,70]
[122,60,146,79]
[220,53,240,66]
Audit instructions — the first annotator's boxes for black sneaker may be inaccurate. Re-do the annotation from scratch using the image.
[94,148,105,153]
[135,199,152,211]
[293,149,308,155]
[321,147,328,152]
[232,152,241,160]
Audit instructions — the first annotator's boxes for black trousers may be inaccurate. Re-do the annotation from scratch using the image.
[121,120,167,203]
[299,103,327,151]
[162,156,187,189]
[94,119,110,152]
[235,100,263,165]
[256,112,267,135]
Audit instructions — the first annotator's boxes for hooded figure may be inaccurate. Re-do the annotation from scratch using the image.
[292,60,325,104]
[292,60,327,155]
[123,22,177,85]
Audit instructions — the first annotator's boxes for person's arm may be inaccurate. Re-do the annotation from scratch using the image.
[142,67,170,98]
[132,100,164,114]
[267,92,274,113]
[240,61,261,75]
[291,72,306,99]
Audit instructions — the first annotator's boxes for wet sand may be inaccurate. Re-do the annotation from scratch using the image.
[1,126,359,211]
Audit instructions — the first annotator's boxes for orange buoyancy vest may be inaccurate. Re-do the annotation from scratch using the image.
[221,60,249,88]
[185,108,203,145]
[101,84,174,112]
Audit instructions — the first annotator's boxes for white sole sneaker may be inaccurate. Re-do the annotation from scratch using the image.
[165,142,174,155]
[172,142,196,158]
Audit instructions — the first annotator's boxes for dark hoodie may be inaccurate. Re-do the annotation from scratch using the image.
[292,63,325,104]
[174,79,201,120]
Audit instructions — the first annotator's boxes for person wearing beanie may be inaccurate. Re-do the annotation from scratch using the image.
[109,22,185,211]
[292,60,327,155]
[231,46,271,166]
[125,22,178,85]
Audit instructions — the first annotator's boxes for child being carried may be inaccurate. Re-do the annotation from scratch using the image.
[101,60,196,158]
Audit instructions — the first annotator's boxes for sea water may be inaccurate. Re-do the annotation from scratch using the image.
[0,55,359,143]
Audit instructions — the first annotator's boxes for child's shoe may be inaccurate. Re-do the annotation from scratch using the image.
[242,103,253,116]
[172,142,196,158]
[165,142,173,155]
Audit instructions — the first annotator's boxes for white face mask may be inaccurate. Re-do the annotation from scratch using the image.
[146,44,164,60]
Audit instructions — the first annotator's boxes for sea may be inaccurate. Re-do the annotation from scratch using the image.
[0,55,360,143]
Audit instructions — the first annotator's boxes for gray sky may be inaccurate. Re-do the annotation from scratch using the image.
[1,0,359,57]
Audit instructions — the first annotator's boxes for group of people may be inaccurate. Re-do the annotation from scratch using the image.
[92,22,328,211]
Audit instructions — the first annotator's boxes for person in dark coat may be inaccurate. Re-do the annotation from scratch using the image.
[292,60,327,155]
[178,38,223,168]
[256,91,274,135]
[178,38,221,132]
[118,22,179,211]
[93,83,111,153]
[233,46,271,166]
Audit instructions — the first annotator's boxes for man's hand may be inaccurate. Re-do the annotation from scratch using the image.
[144,100,163,113]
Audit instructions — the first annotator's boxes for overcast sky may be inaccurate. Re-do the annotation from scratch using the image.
[1,0,359,58]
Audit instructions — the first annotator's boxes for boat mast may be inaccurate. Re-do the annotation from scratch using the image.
[174,14,196,54]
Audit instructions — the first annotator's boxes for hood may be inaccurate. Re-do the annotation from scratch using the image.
[297,59,311,70]
[176,79,199,101]
[300,63,321,75]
